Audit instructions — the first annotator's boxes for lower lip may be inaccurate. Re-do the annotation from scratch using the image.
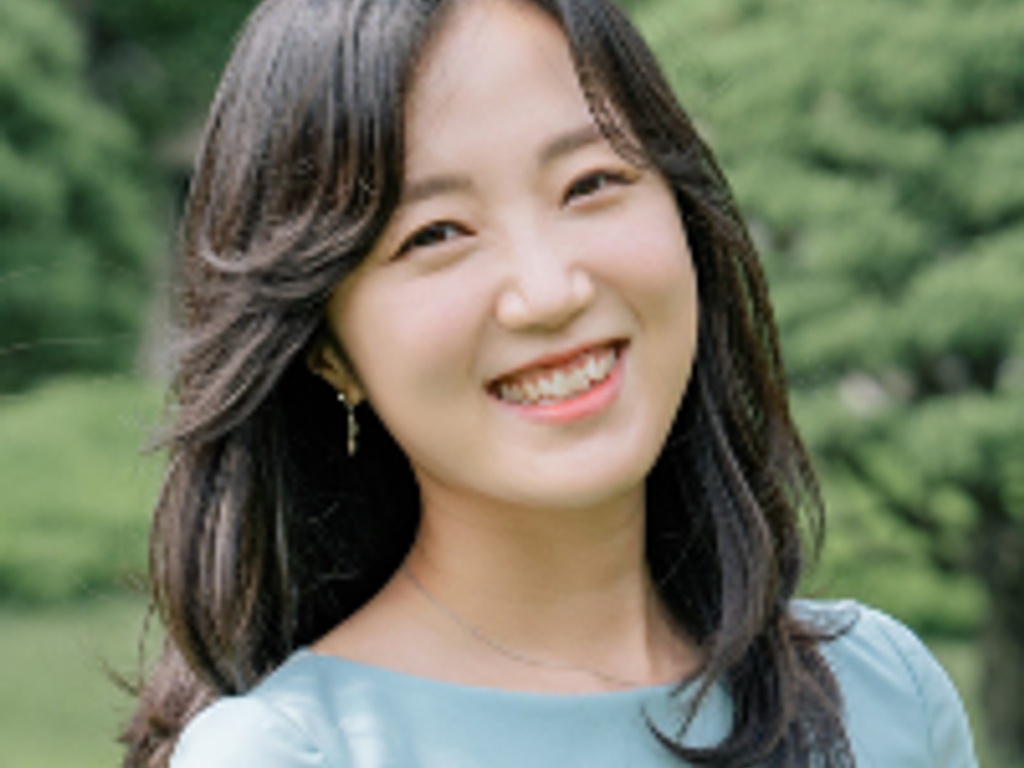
[492,346,626,425]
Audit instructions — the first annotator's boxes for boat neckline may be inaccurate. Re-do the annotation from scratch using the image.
[291,648,701,702]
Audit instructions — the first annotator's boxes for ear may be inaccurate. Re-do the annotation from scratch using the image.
[306,333,365,404]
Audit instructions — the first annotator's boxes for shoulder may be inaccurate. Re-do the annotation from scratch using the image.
[795,600,978,768]
[171,694,324,768]
[171,653,340,768]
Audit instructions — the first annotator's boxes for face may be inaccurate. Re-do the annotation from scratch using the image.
[315,0,699,516]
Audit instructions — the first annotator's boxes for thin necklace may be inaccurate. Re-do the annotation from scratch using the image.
[402,566,647,689]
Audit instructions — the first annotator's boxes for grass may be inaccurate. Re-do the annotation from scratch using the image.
[0,594,150,768]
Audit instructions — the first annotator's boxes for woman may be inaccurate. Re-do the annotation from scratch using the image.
[123,0,977,766]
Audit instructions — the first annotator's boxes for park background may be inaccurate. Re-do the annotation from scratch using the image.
[0,0,1021,765]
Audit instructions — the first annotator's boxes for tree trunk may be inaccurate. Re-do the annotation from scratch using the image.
[978,519,1024,759]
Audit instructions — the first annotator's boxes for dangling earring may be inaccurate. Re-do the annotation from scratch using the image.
[337,392,359,457]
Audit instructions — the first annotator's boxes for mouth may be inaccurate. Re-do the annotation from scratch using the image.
[487,341,626,407]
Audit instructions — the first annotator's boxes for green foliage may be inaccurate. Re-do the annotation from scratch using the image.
[0,377,161,603]
[808,469,985,636]
[0,0,157,391]
[67,0,254,150]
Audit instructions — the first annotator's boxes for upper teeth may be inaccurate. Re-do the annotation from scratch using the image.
[496,347,618,405]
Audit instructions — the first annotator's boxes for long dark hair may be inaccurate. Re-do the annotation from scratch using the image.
[123,1,851,766]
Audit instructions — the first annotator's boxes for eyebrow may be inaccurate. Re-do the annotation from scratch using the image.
[401,175,472,207]
[539,123,604,166]
[400,123,606,207]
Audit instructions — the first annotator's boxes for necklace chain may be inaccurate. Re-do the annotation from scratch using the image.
[402,566,645,689]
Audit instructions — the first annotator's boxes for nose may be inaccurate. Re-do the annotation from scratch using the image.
[494,228,596,331]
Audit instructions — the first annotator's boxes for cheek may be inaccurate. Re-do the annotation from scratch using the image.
[605,201,701,392]
[335,271,489,405]
[632,232,695,306]
[590,199,698,322]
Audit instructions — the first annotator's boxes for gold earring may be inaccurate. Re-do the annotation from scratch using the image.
[337,392,359,457]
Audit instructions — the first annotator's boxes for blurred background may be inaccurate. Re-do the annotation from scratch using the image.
[0,0,1020,765]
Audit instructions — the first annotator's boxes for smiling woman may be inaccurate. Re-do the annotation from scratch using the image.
[122,1,977,767]
[308,3,697,515]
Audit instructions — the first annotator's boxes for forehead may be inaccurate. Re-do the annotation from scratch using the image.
[403,0,590,153]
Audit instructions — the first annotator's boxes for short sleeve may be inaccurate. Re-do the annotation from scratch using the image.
[865,607,979,768]
[171,696,328,768]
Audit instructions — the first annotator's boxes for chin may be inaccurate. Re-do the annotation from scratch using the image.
[502,452,653,513]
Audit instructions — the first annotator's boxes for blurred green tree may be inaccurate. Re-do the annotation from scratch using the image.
[64,0,254,181]
[638,0,1024,754]
[0,0,156,390]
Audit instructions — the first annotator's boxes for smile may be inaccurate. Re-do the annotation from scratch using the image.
[487,342,627,424]
[494,345,620,405]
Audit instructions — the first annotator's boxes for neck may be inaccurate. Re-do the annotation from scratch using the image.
[397,485,697,689]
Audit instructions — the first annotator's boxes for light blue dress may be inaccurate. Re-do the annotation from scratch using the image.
[171,602,977,767]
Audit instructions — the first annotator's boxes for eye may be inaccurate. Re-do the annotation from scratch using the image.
[563,170,633,205]
[396,221,467,257]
